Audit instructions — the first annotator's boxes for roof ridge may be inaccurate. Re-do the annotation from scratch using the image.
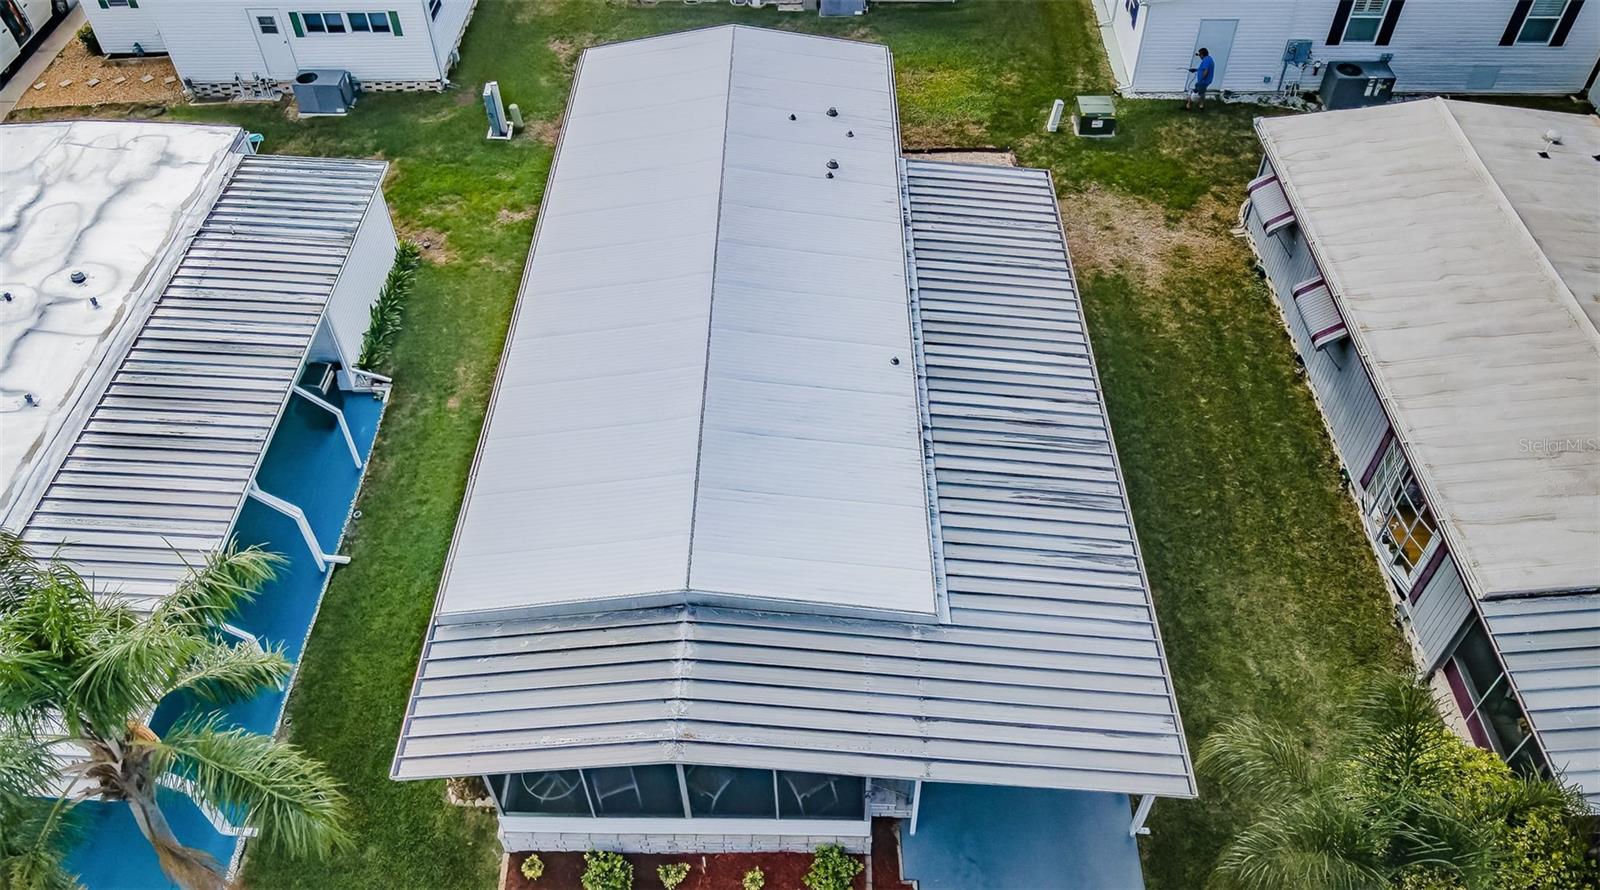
[683,26,739,593]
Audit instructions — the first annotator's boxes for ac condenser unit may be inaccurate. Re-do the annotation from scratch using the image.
[1318,60,1396,111]
[292,69,356,116]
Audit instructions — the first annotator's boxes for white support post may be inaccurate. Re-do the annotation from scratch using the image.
[221,623,263,652]
[909,780,923,836]
[246,483,351,572]
[292,385,363,468]
[1130,794,1155,837]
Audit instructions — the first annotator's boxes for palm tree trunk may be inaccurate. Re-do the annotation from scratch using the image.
[124,776,228,890]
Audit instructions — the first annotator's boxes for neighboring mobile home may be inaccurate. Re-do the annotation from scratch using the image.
[1095,0,1599,97]
[391,25,1195,871]
[0,120,393,885]
[80,0,474,97]
[1243,99,1600,804]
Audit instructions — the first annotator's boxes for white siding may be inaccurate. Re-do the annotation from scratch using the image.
[1127,0,1599,95]
[1245,161,1389,478]
[1407,553,1472,672]
[325,190,397,368]
[1105,0,1148,87]
[149,0,444,84]
[427,0,472,78]
[81,3,167,54]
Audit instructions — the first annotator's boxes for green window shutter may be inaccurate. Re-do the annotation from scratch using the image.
[126,0,137,7]
[97,0,108,8]
[388,10,402,35]
[289,11,303,36]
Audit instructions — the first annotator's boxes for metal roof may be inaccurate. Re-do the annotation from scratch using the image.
[435,25,937,623]
[1257,99,1600,598]
[1480,593,1600,807]
[390,150,1196,799]
[10,153,387,609]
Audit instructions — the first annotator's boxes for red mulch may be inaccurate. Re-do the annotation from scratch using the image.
[505,850,867,890]
[870,818,914,890]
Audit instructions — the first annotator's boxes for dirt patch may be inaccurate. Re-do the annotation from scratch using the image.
[505,850,865,890]
[397,225,455,265]
[547,34,600,72]
[900,118,986,149]
[1058,185,1235,283]
[525,115,562,146]
[12,41,184,114]
[905,148,1016,167]
[497,207,536,224]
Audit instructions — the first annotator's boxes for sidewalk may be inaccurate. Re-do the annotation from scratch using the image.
[0,3,85,120]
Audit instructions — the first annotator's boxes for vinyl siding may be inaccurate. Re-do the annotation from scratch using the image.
[1408,553,1473,672]
[427,0,472,77]
[81,3,167,54]
[1127,0,1599,94]
[324,191,397,368]
[1107,0,1148,86]
[1245,160,1390,479]
[149,0,444,83]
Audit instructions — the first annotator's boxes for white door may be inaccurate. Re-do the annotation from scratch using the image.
[1191,19,1238,90]
[248,9,298,78]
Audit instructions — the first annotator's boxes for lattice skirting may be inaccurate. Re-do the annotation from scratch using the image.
[188,79,445,100]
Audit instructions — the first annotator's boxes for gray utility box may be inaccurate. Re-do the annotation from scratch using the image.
[1075,95,1116,137]
[292,69,356,116]
[1319,59,1396,111]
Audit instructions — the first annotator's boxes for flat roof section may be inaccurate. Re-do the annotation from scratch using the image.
[435,25,937,623]
[0,121,243,518]
[1257,100,1600,598]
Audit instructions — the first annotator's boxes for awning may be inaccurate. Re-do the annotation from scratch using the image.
[1249,173,1296,235]
[1293,276,1348,349]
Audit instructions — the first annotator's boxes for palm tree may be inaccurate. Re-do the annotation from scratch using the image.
[0,532,351,890]
[1196,673,1587,890]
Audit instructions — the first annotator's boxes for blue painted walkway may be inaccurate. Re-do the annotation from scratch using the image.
[901,784,1146,890]
[64,389,385,889]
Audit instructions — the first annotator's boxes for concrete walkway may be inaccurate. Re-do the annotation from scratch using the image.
[0,3,85,120]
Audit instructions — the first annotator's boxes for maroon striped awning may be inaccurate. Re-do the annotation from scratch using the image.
[1249,173,1296,235]
[1293,276,1348,349]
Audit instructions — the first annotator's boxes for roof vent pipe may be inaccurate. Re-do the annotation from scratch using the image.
[826,159,839,169]
[69,271,86,284]
[826,106,838,117]
[789,113,796,121]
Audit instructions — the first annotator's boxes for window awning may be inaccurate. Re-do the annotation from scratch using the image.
[1293,276,1349,349]
[1249,173,1296,235]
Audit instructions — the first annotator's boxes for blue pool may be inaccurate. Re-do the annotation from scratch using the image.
[64,389,385,889]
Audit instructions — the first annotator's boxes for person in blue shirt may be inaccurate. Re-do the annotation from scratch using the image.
[1187,48,1215,110]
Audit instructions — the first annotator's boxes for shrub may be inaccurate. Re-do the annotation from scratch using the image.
[520,853,544,882]
[657,862,690,890]
[803,844,862,890]
[741,867,765,890]
[358,241,423,371]
[580,850,632,890]
[76,24,101,55]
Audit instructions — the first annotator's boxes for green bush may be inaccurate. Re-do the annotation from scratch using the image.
[580,850,632,890]
[657,862,690,890]
[357,241,423,372]
[803,844,862,890]
[76,24,100,55]
[741,867,765,890]
[519,853,544,882]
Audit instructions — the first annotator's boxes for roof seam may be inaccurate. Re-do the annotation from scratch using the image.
[682,25,739,594]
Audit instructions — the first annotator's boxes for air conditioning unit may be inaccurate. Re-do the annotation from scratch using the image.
[1318,59,1396,111]
[292,69,356,116]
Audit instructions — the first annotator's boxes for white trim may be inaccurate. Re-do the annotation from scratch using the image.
[292,385,364,468]
[496,814,870,837]
[1129,794,1155,836]
[245,483,351,571]
[908,779,923,836]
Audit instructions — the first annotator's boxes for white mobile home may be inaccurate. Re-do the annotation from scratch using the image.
[1096,0,1599,97]
[81,0,474,97]
[1242,100,1600,803]
[391,25,1194,869]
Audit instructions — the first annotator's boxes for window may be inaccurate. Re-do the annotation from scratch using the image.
[105,0,132,7]
[1448,622,1546,776]
[777,772,864,820]
[256,15,278,34]
[1361,442,1437,578]
[684,766,775,818]
[584,766,684,817]
[428,0,442,18]
[498,770,591,816]
[370,11,390,32]
[324,12,345,32]
[347,11,368,30]
[489,766,867,821]
[1518,0,1571,43]
[303,11,325,31]
[1341,0,1389,43]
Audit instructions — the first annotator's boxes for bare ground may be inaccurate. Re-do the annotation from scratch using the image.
[14,41,184,112]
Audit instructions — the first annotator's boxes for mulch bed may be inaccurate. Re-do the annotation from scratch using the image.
[869,818,914,890]
[505,850,867,890]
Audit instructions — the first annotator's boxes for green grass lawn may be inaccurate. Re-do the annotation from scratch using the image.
[30,2,1406,887]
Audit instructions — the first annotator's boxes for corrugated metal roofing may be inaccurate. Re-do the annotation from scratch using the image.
[1480,593,1600,807]
[435,25,936,623]
[14,154,386,609]
[1257,99,1600,598]
[390,151,1196,800]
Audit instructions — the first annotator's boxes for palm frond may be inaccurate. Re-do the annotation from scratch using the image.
[1196,714,1320,804]
[153,544,282,634]
[153,714,351,860]
[1212,794,1390,890]
[166,641,291,706]
[68,623,196,737]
